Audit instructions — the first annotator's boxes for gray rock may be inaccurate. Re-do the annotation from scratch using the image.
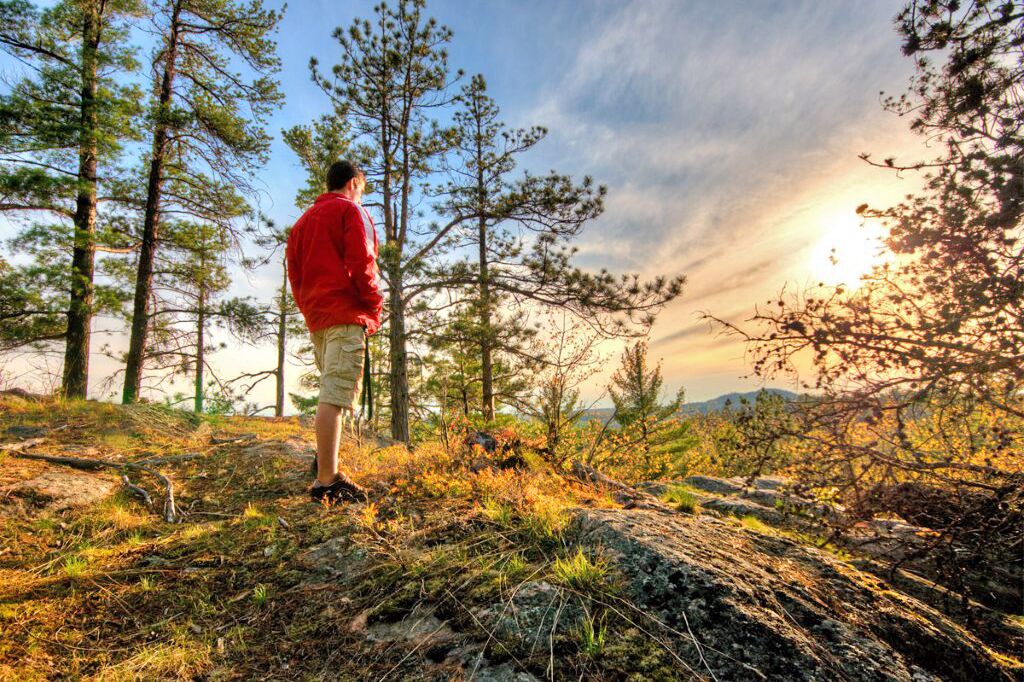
[470,661,540,682]
[701,495,784,524]
[296,537,368,581]
[476,581,584,653]
[678,474,836,523]
[683,475,743,495]
[747,475,788,491]
[741,486,787,508]
[1,469,118,510]
[365,605,453,645]
[635,480,671,496]
[4,425,47,439]
[573,508,1011,682]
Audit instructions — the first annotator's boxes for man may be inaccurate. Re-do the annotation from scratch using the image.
[286,160,382,504]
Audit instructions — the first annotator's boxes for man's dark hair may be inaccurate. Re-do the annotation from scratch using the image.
[326,160,364,191]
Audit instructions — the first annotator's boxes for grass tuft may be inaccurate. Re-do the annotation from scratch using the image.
[576,612,608,656]
[481,498,514,525]
[92,638,210,681]
[62,555,88,578]
[240,503,275,529]
[252,584,268,608]
[661,485,701,514]
[502,552,528,577]
[519,497,569,543]
[739,515,774,534]
[553,549,609,592]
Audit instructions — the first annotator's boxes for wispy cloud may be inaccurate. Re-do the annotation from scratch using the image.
[511,0,925,398]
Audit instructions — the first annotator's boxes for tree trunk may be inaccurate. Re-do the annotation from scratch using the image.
[478,213,494,421]
[194,287,205,413]
[387,258,410,442]
[62,6,101,399]
[122,0,182,404]
[275,259,287,417]
[475,118,494,422]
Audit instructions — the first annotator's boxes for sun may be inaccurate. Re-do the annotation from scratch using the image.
[809,212,885,287]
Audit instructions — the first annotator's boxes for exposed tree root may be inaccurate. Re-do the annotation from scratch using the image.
[120,474,153,508]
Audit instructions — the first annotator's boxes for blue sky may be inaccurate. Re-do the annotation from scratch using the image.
[3,0,927,408]
[251,0,924,407]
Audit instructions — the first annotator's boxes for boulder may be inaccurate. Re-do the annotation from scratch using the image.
[296,537,368,582]
[365,605,454,646]
[465,431,499,454]
[701,495,784,524]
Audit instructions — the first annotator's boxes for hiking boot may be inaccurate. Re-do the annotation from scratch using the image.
[310,472,369,505]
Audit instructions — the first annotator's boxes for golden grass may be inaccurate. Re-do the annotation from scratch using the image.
[0,395,620,679]
[91,638,211,682]
[661,484,702,514]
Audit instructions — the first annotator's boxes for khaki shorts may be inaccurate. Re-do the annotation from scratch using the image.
[310,324,365,410]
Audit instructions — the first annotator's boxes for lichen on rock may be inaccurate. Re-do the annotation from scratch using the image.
[572,507,1014,682]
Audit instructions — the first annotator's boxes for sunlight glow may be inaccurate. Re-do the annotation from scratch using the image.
[809,212,885,287]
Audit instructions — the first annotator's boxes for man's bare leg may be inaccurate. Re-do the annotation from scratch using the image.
[314,402,343,486]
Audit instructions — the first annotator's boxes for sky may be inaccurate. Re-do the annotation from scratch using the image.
[3,0,930,410]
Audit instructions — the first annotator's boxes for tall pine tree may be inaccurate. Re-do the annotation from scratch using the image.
[121,0,282,403]
[437,75,684,421]
[0,0,143,396]
[160,220,231,413]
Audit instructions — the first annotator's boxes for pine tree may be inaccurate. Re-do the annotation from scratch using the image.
[436,75,591,421]
[282,115,352,208]
[423,308,483,419]
[260,231,302,417]
[134,217,271,414]
[140,220,232,412]
[311,0,461,442]
[608,341,696,479]
[180,223,226,413]
[121,0,283,404]
[437,75,685,422]
[0,0,144,396]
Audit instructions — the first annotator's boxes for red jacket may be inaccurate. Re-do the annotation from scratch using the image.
[286,193,383,335]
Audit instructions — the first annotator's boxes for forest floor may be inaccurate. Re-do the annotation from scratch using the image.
[0,396,1020,681]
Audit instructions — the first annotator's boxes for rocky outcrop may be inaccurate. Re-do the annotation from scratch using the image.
[573,507,1015,682]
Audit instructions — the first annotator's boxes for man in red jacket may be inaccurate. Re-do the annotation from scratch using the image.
[286,160,383,504]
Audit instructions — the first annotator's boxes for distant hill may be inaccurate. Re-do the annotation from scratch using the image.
[582,388,800,423]
[680,388,800,415]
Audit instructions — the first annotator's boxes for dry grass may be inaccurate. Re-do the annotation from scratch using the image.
[0,396,628,680]
[91,638,211,682]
